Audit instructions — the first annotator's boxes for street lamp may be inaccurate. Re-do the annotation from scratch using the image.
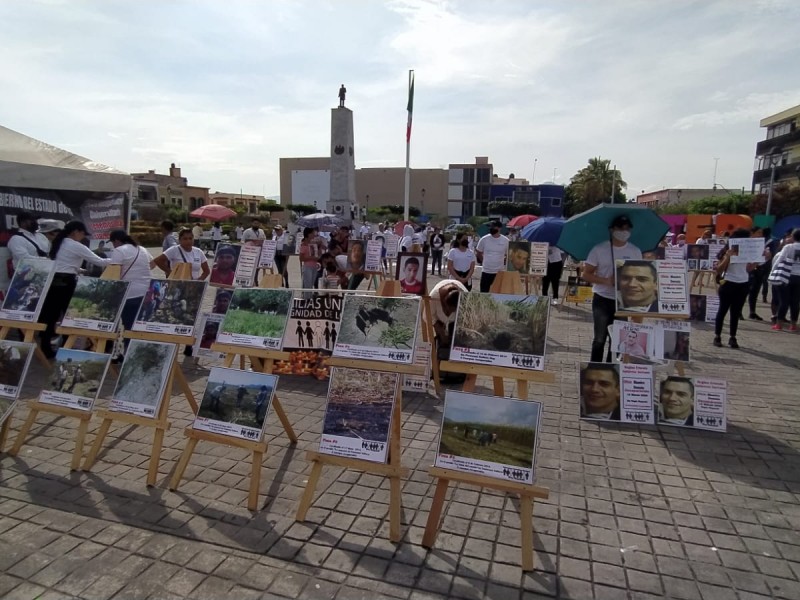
[765,147,780,216]
[420,188,426,217]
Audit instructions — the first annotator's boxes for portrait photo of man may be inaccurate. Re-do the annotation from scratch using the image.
[579,363,620,421]
[396,252,427,296]
[506,241,531,274]
[657,376,694,427]
[616,260,659,313]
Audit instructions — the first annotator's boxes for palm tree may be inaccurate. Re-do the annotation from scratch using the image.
[566,157,627,215]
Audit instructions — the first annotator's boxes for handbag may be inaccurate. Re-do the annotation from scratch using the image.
[768,255,791,286]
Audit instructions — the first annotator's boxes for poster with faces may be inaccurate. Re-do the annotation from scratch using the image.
[620,364,654,425]
[611,321,658,362]
[656,376,726,432]
[615,259,688,316]
[529,243,548,276]
[364,239,383,273]
[728,238,765,264]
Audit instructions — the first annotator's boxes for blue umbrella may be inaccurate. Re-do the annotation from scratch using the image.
[520,217,566,245]
[557,203,669,260]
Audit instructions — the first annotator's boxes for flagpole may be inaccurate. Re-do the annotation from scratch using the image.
[403,69,414,222]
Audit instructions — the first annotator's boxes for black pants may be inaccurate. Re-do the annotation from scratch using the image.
[480,272,497,293]
[542,261,564,299]
[715,281,749,338]
[38,273,77,354]
[454,269,472,291]
[776,275,800,323]
[747,267,767,314]
[274,254,289,287]
[431,249,443,275]
[590,294,617,362]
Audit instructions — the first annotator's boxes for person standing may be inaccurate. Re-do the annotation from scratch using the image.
[108,230,155,334]
[272,225,289,287]
[446,236,475,291]
[299,227,320,299]
[747,227,771,321]
[234,225,244,241]
[161,221,178,252]
[154,228,210,281]
[242,219,266,245]
[771,228,800,332]
[191,223,203,247]
[8,211,51,268]
[210,222,222,253]
[581,215,643,362]
[38,221,112,358]
[542,245,565,305]
[475,221,509,292]
[713,228,757,348]
[429,228,445,276]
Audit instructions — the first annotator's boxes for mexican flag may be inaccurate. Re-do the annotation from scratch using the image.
[406,72,414,143]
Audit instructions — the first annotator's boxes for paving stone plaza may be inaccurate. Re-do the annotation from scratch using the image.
[1,263,799,600]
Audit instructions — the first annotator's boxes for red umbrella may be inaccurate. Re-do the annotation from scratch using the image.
[507,214,539,228]
[189,204,237,220]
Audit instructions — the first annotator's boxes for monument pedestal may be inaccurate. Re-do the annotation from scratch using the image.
[328,107,357,223]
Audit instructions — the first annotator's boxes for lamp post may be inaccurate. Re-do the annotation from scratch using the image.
[532,158,538,184]
[765,149,780,216]
[420,188,426,218]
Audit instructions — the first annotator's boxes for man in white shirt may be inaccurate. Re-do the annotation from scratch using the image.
[8,211,51,268]
[211,222,223,252]
[475,221,509,292]
[192,224,203,246]
[234,225,244,241]
[242,218,267,245]
[359,222,370,240]
[581,214,643,362]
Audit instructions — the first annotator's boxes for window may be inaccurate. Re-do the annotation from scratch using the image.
[767,122,792,139]
[550,198,562,207]
[160,196,165,205]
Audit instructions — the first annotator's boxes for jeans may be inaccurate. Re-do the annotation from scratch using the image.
[776,275,800,323]
[590,294,617,362]
[431,249,443,274]
[747,267,767,314]
[542,261,564,299]
[301,265,318,299]
[480,272,497,293]
[715,280,749,338]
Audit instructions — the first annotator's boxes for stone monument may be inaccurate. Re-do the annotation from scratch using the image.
[327,89,357,224]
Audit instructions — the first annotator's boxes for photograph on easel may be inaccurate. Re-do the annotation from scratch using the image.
[209,243,242,287]
[319,368,399,464]
[194,367,278,441]
[395,252,427,295]
[108,340,177,418]
[133,279,206,337]
[217,288,293,350]
[450,293,548,371]
[506,240,531,274]
[0,257,55,322]
[579,362,656,424]
[0,341,35,401]
[194,313,225,358]
[656,375,726,432]
[615,259,689,316]
[333,295,420,364]
[40,348,111,412]
[650,319,691,362]
[435,390,542,483]
[611,321,658,363]
[61,276,130,333]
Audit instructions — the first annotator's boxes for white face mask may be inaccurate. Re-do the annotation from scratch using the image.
[612,230,631,242]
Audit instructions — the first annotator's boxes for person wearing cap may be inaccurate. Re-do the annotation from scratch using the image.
[581,214,643,362]
[8,211,51,269]
[37,219,65,245]
[272,225,289,287]
[475,221,509,292]
[38,221,113,358]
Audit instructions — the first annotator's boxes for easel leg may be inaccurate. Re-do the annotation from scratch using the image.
[271,396,297,443]
[675,361,686,376]
[169,436,199,491]
[493,377,504,396]
[422,478,450,548]
[147,427,166,487]
[71,418,90,471]
[520,495,535,571]
[239,354,245,369]
[63,335,77,349]
[517,380,529,400]
[295,460,323,521]
[173,365,198,414]
[0,418,10,452]
[248,450,264,511]
[223,353,235,367]
[389,475,402,543]
[82,418,112,471]
[8,408,39,456]
[463,374,477,392]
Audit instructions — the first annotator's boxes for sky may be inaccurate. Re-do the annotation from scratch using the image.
[2,0,799,200]
[445,392,540,427]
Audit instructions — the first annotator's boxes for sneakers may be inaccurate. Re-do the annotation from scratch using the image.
[772,324,782,331]
[790,324,798,332]
[749,313,764,321]
[728,337,739,349]
[713,336,722,347]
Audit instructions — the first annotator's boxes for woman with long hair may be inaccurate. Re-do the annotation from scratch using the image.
[446,235,476,291]
[153,227,210,280]
[713,228,758,349]
[108,229,155,333]
[38,221,112,358]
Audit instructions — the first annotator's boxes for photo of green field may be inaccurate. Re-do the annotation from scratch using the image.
[452,293,548,355]
[220,289,293,338]
[438,391,541,469]
[64,277,129,323]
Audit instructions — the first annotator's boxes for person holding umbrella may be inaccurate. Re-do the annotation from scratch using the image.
[581,215,643,362]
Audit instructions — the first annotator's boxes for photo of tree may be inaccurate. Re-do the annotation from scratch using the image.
[0,257,54,320]
[452,293,548,356]
[63,277,129,325]
[336,296,419,350]
[0,341,35,398]
[220,288,293,338]
[111,340,176,414]
[135,279,206,327]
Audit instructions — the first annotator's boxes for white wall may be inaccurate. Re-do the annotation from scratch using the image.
[292,169,330,211]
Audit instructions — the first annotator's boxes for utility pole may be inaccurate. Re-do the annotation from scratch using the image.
[532,158,538,184]
[712,157,719,195]
[610,164,616,203]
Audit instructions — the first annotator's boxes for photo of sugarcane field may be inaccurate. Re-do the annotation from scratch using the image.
[336,296,419,350]
[1,257,54,317]
[322,368,398,443]
[197,367,277,431]
[452,293,549,356]
[63,277,129,324]
[438,391,542,469]
[136,280,206,326]
[45,349,110,399]
[0,341,34,396]
[220,288,292,339]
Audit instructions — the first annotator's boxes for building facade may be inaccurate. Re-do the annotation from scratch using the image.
[752,104,800,193]
[131,164,209,212]
[448,157,493,221]
[490,177,565,218]
[635,188,721,209]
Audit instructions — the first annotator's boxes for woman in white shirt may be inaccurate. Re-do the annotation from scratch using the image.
[713,228,757,349]
[108,230,155,333]
[153,228,210,281]
[38,221,113,358]
[447,236,476,291]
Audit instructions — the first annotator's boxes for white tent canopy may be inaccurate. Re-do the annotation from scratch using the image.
[0,126,131,192]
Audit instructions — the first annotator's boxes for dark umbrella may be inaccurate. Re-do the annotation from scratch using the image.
[520,217,566,245]
[557,204,669,260]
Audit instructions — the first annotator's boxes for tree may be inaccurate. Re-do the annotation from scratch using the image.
[566,157,627,215]
[658,193,754,216]
[467,216,489,229]
[285,203,317,216]
[259,201,284,212]
[748,184,800,220]
[488,201,540,218]
[380,204,420,218]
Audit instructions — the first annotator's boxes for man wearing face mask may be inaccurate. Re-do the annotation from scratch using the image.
[475,221,509,292]
[581,215,643,362]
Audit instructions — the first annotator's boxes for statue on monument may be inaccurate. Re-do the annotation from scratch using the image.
[338,84,346,107]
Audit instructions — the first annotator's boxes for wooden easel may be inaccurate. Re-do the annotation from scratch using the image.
[0,320,49,368]
[81,265,199,485]
[168,272,298,510]
[295,280,426,542]
[57,265,122,355]
[0,416,13,453]
[423,468,550,570]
